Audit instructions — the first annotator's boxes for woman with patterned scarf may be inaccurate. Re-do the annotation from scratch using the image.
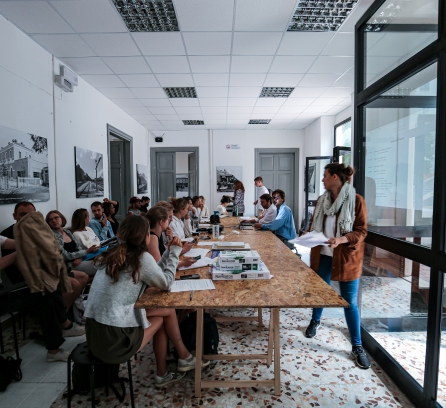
[304,163,370,369]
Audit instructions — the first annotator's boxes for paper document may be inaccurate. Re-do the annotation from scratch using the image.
[239,216,255,221]
[170,279,216,292]
[288,231,329,248]
[178,257,216,270]
[197,241,214,246]
[183,237,196,243]
[182,248,210,258]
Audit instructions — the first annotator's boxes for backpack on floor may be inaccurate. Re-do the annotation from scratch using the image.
[0,356,22,392]
[174,312,219,358]
[69,362,128,402]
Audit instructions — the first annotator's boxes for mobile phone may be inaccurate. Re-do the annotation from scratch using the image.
[186,255,201,261]
[180,274,200,280]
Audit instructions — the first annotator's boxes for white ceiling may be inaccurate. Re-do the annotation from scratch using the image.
[0,0,378,131]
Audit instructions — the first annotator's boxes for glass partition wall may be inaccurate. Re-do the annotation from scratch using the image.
[354,1,445,407]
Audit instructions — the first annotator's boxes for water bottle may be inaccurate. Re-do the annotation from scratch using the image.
[234,205,238,217]
[212,223,220,239]
[192,216,199,230]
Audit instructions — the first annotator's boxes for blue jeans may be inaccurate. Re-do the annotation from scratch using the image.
[312,255,362,346]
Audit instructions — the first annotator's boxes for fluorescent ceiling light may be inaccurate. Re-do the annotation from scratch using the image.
[183,120,205,125]
[164,87,197,98]
[260,87,294,98]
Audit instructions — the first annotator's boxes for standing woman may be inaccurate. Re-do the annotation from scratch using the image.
[304,163,370,369]
[232,180,245,216]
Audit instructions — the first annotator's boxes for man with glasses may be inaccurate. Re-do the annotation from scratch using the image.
[254,189,297,250]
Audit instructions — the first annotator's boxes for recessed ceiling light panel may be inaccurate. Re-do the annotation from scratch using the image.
[249,119,271,124]
[164,87,197,98]
[288,0,359,32]
[260,87,294,98]
[112,0,179,32]
[183,120,204,125]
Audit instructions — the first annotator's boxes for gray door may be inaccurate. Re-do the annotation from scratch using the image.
[110,141,127,221]
[188,152,196,197]
[257,152,297,228]
[154,152,176,203]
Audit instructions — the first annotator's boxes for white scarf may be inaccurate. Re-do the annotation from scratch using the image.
[311,182,356,237]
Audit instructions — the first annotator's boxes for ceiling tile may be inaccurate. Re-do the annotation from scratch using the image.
[231,56,273,73]
[340,97,352,105]
[278,32,334,55]
[189,56,230,73]
[147,107,177,115]
[130,88,166,98]
[234,0,297,31]
[227,107,253,114]
[51,0,127,33]
[199,98,228,107]
[255,98,285,107]
[277,106,306,114]
[326,105,349,115]
[320,87,353,98]
[228,98,257,106]
[174,107,202,114]
[273,113,300,120]
[177,113,204,120]
[118,74,159,87]
[270,56,317,73]
[80,33,140,56]
[228,87,261,97]
[232,32,282,55]
[98,87,135,98]
[0,1,74,34]
[156,115,181,121]
[308,57,354,74]
[169,98,200,107]
[321,33,354,56]
[303,106,332,113]
[141,121,164,128]
[102,57,151,74]
[263,74,303,87]
[155,74,194,87]
[227,114,251,120]
[60,57,112,74]
[201,107,227,114]
[298,74,340,87]
[183,32,232,55]
[140,99,172,107]
[196,87,228,97]
[246,124,267,129]
[205,120,226,124]
[132,32,186,55]
[230,73,266,86]
[283,97,316,106]
[252,107,280,114]
[174,0,234,31]
[111,99,144,107]
[120,106,151,115]
[333,74,354,87]
[193,74,229,86]
[227,118,249,123]
[289,87,327,98]
[130,114,156,121]
[312,97,346,106]
[145,56,190,73]
[31,34,95,57]
[203,114,226,120]
[82,75,125,88]
[266,121,290,129]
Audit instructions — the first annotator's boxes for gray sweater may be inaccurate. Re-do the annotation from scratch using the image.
[84,246,181,329]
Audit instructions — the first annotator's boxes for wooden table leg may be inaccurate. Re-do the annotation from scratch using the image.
[272,308,281,396]
[267,309,273,367]
[195,309,204,398]
[258,307,264,327]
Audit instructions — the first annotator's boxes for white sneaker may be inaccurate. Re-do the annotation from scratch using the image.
[62,322,85,338]
[47,349,70,362]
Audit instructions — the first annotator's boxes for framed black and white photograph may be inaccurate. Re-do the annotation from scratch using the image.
[216,166,242,193]
[308,163,316,193]
[74,147,104,198]
[176,173,188,198]
[136,164,148,194]
[0,124,50,204]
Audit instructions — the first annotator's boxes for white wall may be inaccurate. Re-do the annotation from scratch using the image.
[0,14,148,231]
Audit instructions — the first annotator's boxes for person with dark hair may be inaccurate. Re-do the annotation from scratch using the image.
[232,180,245,216]
[140,196,150,213]
[304,163,370,369]
[192,196,203,218]
[103,198,119,235]
[84,216,208,387]
[253,177,268,217]
[216,196,231,216]
[258,194,276,224]
[71,208,101,249]
[128,196,142,216]
[184,196,197,219]
[254,189,297,247]
[89,201,115,240]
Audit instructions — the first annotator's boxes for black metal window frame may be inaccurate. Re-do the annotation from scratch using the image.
[354,1,446,407]
[333,117,352,147]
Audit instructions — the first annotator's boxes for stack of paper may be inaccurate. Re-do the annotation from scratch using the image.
[288,231,329,248]
[218,250,261,271]
[211,262,271,280]
[212,242,250,250]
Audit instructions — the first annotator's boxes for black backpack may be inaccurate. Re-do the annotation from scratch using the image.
[0,356,22,392]
[267,187,273,197]
[174,312,219,358]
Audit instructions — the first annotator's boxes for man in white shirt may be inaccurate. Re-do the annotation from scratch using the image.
[258,194,277,224]
[253,176,269,217]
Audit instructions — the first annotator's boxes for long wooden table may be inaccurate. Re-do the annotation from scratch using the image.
[135,217,348,397]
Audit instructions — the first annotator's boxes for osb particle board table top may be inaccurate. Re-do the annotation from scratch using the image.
[136,219,348,310]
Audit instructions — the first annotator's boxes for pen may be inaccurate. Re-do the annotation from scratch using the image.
[190,290,194,301]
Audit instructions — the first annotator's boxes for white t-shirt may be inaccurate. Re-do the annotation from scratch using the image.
[259,204,277,224]
[320,215,336,257]
[216,205,227,215]
[73,227,101,249]
[257,186,269,210]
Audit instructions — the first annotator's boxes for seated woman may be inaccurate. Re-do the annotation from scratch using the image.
[70,208,101,249]
[103,198,119,236]
[146,206,196,269]
[127,196,141,216]
[169,197,192,240]
[192,196,202,219]
[199,196,210,218]
[216,196,231,216]
[84,216,208,388]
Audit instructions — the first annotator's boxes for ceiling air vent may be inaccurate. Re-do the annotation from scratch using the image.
[288,0,359,32]
[164,87,197,98]
[249,119,271,124]
[112,0,179,32]
[260,87,294,98]
[183,120,204,125]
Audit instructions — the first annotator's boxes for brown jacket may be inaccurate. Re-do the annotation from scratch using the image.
[309,194,367,282]
[14,211,72,294]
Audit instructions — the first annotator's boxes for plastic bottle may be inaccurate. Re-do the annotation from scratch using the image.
[212,223,220,239]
